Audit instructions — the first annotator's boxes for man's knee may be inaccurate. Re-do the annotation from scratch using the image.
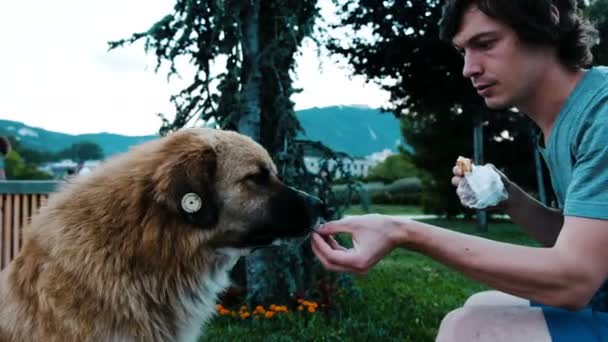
[436,307,474,342]
[464,290,529,307]
[436,305,550,342]
[464,291,501,306]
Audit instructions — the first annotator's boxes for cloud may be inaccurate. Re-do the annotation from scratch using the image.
[0,0,389,136]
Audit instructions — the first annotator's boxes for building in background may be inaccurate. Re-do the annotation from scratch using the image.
[304,156,377,178]
[39,160,101,179]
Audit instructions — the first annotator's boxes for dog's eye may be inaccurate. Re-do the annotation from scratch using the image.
[245,169,270,185]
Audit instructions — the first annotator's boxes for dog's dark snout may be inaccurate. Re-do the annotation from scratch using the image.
[290,187,326,220]
[307,194,325,218]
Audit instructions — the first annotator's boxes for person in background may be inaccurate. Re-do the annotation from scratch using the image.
[0,137,11,180]
[312,1,608,341]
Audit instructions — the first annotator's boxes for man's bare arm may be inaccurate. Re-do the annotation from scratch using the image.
[501,181,564,247]
[399,215,608,310]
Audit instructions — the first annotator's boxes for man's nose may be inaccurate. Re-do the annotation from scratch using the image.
[462,52,482,79]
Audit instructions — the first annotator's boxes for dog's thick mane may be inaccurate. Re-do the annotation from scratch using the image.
[4,235,238,341]
[0,132,238,342]
[0,128,315,342]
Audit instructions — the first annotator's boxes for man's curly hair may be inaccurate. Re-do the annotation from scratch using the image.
[439,0,598,68]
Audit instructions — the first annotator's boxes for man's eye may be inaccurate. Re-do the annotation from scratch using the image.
[476,40,495,50]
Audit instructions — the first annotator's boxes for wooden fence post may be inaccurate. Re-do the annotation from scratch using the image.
[0,181,58,270]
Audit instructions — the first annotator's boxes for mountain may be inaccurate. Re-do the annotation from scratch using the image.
[296,106,407,157]
[0,120,158,157]
[0,106,408,158]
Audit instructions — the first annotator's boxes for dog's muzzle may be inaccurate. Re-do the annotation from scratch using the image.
[289,187,328,232]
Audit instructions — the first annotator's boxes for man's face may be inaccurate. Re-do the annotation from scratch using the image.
[452,5,551,110]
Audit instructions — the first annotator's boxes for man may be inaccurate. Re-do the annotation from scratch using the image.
[311,1,608,341]
[0,137,10,180]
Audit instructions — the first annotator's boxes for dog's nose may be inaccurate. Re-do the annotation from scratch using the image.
[307,194,326,220]
[290,187,326,220]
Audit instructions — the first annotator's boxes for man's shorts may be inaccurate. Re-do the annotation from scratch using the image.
[531,301,608,342]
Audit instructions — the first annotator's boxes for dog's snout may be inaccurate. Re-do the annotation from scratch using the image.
[290,187,326,220]
[307,194,325,218]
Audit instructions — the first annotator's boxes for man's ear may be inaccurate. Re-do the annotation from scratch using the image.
[152,139,220,229]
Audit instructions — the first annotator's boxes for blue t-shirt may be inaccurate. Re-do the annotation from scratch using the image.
[538,66,608,310]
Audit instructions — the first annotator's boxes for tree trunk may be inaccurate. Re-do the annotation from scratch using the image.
[238,0,262,139]
[238,0,277,306]
[532,128,548,206]
[473,114,487,232]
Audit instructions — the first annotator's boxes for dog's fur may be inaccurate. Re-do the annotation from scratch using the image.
[0,128,321,342]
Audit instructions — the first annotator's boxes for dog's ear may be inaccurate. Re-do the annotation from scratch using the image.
[152,134,220,229]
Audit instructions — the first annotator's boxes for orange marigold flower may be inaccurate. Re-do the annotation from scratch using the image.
[308,306,316,313]
[297,305,304,311]
[302,300,318,308]
[275,305,288,312]
[264,311,276,318]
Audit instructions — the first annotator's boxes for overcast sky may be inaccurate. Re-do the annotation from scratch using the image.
[0,0,389,136]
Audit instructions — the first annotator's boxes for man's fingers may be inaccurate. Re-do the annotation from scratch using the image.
[315,220,354,236]
[311,235,353,272]
[328,235,348,251]
[311,234,360,267]
[312,232,345,251]
[312,247,350,272]
[452,176,462,187]
[453,165,464,177]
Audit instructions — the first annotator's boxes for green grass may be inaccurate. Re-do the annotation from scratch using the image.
[203,218,536,342]
[343,204,424,216]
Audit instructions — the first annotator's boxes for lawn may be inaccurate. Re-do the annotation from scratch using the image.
[343,204,424,216]
[203,215,537,341]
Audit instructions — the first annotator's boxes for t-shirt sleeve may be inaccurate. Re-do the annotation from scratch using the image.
[564,99,608,219]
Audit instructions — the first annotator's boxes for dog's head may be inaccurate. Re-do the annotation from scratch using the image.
[150,128,324,249]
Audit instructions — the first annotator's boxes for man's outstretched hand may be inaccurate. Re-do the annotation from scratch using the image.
[311,214,407,274]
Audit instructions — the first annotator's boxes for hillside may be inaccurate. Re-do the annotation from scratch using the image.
[0,120,157,157]
[296,106,407,157]
[0,106,408,158]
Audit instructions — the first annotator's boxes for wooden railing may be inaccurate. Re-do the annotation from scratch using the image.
[0,181,58,270]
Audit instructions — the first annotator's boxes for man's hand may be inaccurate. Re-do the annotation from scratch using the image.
[311,214,406,274]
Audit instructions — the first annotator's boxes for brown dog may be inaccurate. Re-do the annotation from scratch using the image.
[0,128,323,342]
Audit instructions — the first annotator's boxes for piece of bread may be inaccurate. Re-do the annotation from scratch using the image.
[456,156,473,173]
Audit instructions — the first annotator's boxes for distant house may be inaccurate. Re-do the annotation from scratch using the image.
[304,156,377,178]
[39,160,101,179]
[296,139,390,179]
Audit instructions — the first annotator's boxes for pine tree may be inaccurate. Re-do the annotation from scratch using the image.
[109,0,355,306]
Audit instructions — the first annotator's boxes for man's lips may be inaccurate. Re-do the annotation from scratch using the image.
[475,83,496,96]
